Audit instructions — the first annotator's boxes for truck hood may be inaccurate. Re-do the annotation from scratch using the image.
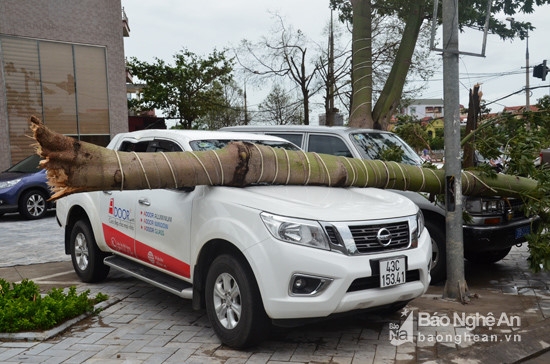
[208,185,417,221]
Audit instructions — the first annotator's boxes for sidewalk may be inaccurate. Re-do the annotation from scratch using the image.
[1,215,550,363]
[0,250,549,363]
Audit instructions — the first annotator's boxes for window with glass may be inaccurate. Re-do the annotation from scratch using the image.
[308,135,353,157]
[0,36,110,164]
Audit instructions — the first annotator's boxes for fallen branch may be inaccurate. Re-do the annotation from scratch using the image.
[29,116,539,201]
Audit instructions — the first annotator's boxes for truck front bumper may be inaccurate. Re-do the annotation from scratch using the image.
[463,216,540,253]
[245,229,432,320]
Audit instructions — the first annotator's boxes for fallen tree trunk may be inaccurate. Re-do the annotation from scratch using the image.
[29,116,539,201]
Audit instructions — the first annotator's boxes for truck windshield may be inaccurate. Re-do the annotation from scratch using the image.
[350,132,424,166]
[190,139,300,152]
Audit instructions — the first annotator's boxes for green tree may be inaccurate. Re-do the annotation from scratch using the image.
[127,49,234,129]
[195,80,247,130]
[393,116,430,153]
[257,84,302,125]
[461,96,550,271]
[330,0,546,129]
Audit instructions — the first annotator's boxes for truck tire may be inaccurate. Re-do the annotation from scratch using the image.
[19,189,48,219]
[465,247,512,264]
[205,254,270,348]
[425,220,446,284]
[70,219,110,283]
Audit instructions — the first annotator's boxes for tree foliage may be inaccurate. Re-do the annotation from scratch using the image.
[393,116,432,153]
[329,0,549,128]
[127,49,234,129]
[194,80,247,130]
[453,96,550,271]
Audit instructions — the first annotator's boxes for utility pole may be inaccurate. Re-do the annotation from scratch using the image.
[442,0,469,301]
[431,0,491,302]
[506,17,530,109]
[525,30,530,109]
[326,10,336,127]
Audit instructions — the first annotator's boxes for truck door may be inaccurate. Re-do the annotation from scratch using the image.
[99,138,148,258]
[100,190,138,258]
[131,139,194,279]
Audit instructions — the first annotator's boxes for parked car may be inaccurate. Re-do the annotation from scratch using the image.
[221,125,539,283]
[56,129,431,348]
[0,154,54,219]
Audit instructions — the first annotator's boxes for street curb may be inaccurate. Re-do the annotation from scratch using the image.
[0,297,120,342]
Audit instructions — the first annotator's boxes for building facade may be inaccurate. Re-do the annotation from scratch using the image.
[0,0,129,169]
[401,99,445,120]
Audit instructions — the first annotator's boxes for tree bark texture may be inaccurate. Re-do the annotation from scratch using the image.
[29,116,539,201]
[463,84,481,168]
[372,0,426,129]
[348,0,374,128]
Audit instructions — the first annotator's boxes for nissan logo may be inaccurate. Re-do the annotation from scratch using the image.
[376,228,392,247]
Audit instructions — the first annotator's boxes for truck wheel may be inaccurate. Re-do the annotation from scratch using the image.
[70,220,110,283]
[465,247,512,264]
[425,220,446,284]
[205,254,270,348]
[19,189,48,219]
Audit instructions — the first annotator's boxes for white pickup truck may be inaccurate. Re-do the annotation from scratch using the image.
[55,129,431,348]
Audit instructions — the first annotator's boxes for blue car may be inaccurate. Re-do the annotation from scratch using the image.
[0,154,54,219]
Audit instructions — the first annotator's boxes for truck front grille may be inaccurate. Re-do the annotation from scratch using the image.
[350,222,410,253]
[325,220,411,255]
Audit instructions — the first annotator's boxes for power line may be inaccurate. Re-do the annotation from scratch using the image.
[485,85,550,106]
[411,69,524,83]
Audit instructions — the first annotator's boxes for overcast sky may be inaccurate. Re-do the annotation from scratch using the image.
[122,0,550,120]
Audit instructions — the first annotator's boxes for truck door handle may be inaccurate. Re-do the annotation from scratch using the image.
[103,191,112,195]
[138,198,150,206]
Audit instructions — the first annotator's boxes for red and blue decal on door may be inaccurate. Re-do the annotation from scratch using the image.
[102,223,191,278]
[135,240,190,278]
[103,224,136,257]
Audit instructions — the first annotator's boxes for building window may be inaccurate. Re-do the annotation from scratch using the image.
[1,36,110,164]
[425,106,442,114]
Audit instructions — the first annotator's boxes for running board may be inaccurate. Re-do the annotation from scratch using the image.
[104,255,193,299]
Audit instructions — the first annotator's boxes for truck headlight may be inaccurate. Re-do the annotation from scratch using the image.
[465,198,505,214]
[0,178,22,189]
[411,209,425,247]
[417,209,425,236]
[260,212,330,250]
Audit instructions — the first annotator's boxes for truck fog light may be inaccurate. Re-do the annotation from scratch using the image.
[289,274,333,296]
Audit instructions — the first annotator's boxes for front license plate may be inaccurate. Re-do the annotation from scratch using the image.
[379,257,406,288]
[515,225,531,239]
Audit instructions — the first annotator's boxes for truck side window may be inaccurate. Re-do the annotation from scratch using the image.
[119,141,148,152]
[119,140,182,153]
[308,135,353,157]
[266,133,303,148]
[146,139,183,152]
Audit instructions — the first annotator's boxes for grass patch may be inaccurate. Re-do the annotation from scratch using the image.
[0,278,108,333]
